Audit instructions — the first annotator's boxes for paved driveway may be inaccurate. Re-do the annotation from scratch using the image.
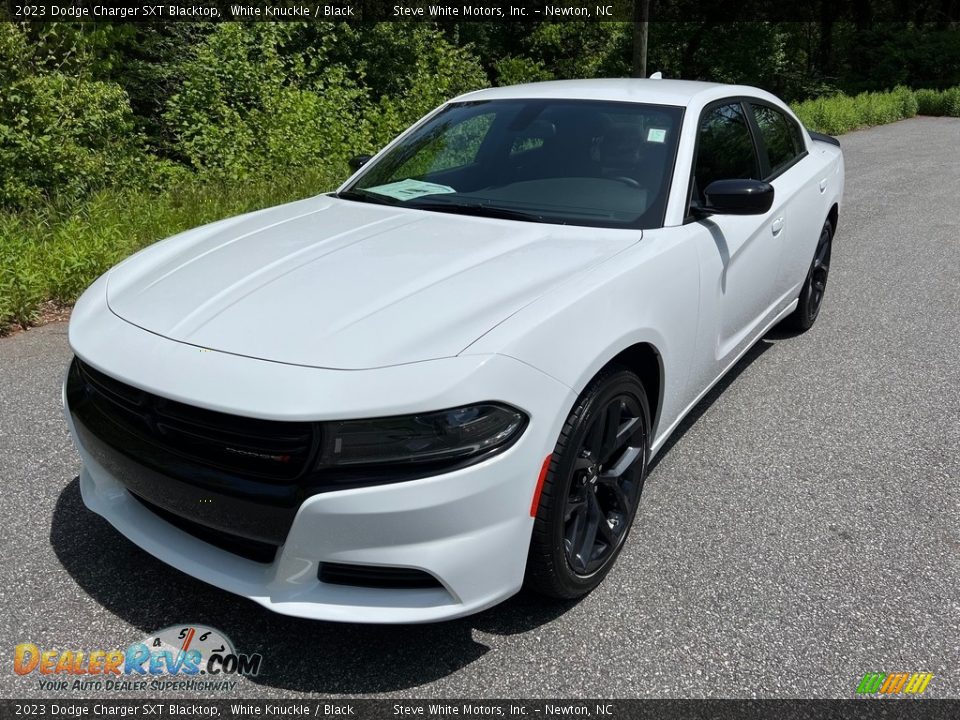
[1,117,958,699]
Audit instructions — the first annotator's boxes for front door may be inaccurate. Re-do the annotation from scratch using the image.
[689,101,785,372]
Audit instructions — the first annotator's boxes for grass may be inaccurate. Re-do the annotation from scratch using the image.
[914,87,960,117]
[3,85,960,335]
[790,85,918,135]
[791,85,960,136]
[0,168,340,333]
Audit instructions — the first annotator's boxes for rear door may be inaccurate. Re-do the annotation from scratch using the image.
[745,101,823,307]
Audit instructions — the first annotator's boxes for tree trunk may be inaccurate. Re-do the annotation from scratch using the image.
[632,0,650,78]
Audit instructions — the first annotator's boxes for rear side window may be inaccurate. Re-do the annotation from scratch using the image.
[692,102,760,204]
[750,104,805,177]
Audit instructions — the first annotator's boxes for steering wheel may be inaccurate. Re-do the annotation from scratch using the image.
[610,176,642,189]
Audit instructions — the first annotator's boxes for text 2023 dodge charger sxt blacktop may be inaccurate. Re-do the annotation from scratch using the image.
[65,79,843,623]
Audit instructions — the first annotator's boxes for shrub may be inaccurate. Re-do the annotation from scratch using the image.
[915,88,945,115]
[792,95,857,135]
[892,85,919,118]
[943,88,960,117]
[792,86,925,134]
[165,24,488,179]
[913,87,960,117]
[0,25,149,209]
[165,24,371,180]
[0,71,146,209]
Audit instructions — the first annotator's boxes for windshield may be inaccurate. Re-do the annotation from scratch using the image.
[340,99,684,229]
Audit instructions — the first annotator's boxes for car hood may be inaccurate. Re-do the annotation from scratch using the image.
[106,195,638,369]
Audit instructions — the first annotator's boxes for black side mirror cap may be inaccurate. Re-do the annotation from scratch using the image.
[349,154,373,172]
[697,179,774,216]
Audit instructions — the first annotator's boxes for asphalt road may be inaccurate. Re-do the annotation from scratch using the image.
[1,117,958,700]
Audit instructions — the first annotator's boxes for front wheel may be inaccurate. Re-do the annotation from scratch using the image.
[783,218,833,331]
[525,368,650,599]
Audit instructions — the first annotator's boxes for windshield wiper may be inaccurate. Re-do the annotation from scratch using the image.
[339,190,549,223]
[335,188,401,206]
[404,200,547,223]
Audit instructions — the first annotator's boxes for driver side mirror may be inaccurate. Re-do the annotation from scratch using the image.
[697,179,774,216]
[349,154,373,172]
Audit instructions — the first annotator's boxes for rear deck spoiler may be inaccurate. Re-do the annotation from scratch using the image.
[807,130,841,147]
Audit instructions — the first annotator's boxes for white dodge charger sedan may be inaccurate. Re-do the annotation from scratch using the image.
[65,79,843,623]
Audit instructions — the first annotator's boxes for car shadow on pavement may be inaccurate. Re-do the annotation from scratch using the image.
[647,337,775,475]
[50,479,578,694]
[50,334,784,693]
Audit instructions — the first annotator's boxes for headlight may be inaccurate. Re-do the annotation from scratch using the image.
[321,403,527,467]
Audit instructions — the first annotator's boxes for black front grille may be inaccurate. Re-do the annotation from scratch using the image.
[318,562,442,590]
[67,357,321,548]
[74,359,318,482]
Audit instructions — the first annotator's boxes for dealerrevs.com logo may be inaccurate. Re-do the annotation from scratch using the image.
[855,672,934,696]
[14,625,262,692]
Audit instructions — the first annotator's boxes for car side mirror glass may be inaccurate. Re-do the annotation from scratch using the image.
[349,154,373,172]
[699,179,774,216]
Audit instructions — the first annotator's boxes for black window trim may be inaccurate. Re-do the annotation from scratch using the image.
[684,97,764,223]
[684,95,810,223]
[744,98,810,182]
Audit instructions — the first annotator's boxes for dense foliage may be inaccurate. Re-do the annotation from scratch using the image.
[2,20,960,211]
[1,20,959,331]
[0,22,490,207]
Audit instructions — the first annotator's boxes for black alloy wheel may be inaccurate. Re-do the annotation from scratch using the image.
[526,368,650,598]
[785,218,833,331]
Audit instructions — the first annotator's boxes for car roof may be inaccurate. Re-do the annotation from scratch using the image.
[451,78,768,108]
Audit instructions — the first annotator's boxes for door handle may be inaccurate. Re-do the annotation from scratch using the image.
[771,217,785,235]
[819,178,828,193]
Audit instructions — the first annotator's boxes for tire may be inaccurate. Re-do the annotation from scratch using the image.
[783,218,833,332]
[525,367,650,599]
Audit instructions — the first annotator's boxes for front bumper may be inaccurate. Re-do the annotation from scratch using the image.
[73,434,539,623]
[65,291,574,622]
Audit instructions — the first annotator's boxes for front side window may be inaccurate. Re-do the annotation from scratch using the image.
[691,102,760,206]
[751,104,804,176]
[341,99,684,229]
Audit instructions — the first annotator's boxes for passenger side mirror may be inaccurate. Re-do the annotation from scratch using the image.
[349,154,373,172]
[698,179,774,216]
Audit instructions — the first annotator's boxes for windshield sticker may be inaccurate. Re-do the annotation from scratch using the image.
[647,128,667,143]
[365,179,456,201]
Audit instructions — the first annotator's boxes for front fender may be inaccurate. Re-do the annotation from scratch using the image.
[462,227,700,450]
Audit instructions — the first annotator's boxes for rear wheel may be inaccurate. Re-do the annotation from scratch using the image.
[525,368,650,599]
[783,219,833,331]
